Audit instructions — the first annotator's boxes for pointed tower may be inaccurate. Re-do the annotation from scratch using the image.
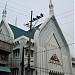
[2,2,7,19]
[49,0,54,16]
[1,2,14,42]
[15,16,17,27]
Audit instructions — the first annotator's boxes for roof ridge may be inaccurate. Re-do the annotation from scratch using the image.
[8,23,27,32]
[8,23,41,39]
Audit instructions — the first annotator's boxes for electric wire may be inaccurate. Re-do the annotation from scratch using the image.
[56,9,74,16]
[61,30,74,41]
[0,1,74,75]
[9,0,43,14]
[0,5,28,17]
[1,42,74,62]
[0,42,74,57]
[59,21,74,26]
[7,62,74,74]
[0,2,74,19]
[9,0,74,17]
[34,42,75,54]
[0,2,30,16]
[57,13,74,20]
[6,60,74,74]
[38,23,74,45]
[0,17,74,44]
[0,1,73,54]
[0,19,74,43]
[0,20,72,49]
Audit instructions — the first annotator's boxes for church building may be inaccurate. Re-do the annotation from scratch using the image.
[0,0,73,75]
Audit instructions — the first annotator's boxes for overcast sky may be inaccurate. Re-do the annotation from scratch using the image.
[0,0,74,56]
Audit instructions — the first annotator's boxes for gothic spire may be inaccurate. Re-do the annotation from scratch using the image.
[49,0,54,16]
[15,16,17,27]
[2,2,7,18]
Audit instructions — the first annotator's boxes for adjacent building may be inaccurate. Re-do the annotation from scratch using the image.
[0,3,13,75]
[0,0,73,75]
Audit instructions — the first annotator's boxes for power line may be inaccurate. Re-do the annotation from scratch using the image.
[0,2,74,21]
[55,21,74,42]
[8,62,73,75]
[59,21,74,41]
[40,14,74,26]
[0,5,28,17]
[0,1,74,74]
[62,30,74,41]
[57,13,74,20]
[42,20,74,27]
[9,0,40,14]
[6,42,75,55]
[59,21,74,26]
[0,1,74,18]
[34,42,75,54]
[0,2,30,16]
[39,23,74,45]
[56,9,74,17]
[7,44,74,74]
[0,2,74,44]
[9,0,74,17]
[0,16,74,51]
[7,60,74,74]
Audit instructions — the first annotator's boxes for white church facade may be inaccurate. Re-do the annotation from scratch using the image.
[0,0,74,75]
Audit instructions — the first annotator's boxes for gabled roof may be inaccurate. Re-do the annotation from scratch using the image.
[39,15,69,49]
[9,24,41,39]
[51,16,68,46]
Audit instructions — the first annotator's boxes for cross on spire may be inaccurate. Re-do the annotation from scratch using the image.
[2,2,7,18]
[49,0,54,16]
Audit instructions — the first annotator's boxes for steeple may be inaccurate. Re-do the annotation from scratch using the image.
[49,0,54,16]
[2,2,7,18]
[15,16,17,27]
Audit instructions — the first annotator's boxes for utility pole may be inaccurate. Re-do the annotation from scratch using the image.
[36,71,37,75]
[27,11,33,75]
[21,47,24,75]
[24,11,44,75]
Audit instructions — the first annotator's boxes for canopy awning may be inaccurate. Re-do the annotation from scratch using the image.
[0,66,11,73]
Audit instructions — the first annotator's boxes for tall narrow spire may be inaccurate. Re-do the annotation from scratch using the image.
[49,0,54,16]
[15,16,17,27]
[2,2,7,18]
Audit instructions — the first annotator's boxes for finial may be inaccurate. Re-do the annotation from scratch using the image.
[2,2,7,17]
[49,0,54,16]
[15,16,17,27]
[5,2,7,11]
[50,0,52,5]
